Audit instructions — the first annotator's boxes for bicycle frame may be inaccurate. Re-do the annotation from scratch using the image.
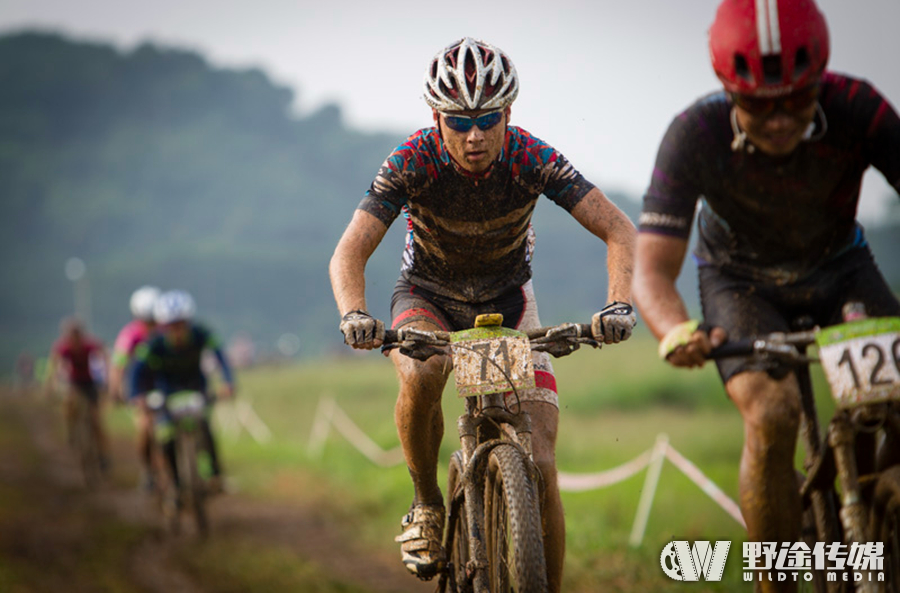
[712,318,900,592]
[385,316,596,593]
[148,390,211,535]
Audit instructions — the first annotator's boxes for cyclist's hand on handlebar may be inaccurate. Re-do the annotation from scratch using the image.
[339,309,385,350]
[542,323,582,357]
[659,320,727,368]
[592,302,636,344]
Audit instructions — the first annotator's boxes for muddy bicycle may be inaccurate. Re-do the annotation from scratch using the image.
[384,313,599,593]
[70,390,105,488]
[710,307,900,592]
[146,389,215,536]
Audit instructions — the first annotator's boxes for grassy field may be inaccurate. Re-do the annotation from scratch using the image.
[96,333,839,591]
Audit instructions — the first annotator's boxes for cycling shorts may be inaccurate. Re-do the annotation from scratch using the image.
[391,277,558,408]
[700,247,900,383]
[71,380,99,404]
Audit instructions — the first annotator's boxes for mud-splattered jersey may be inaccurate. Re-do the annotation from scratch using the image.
[359,125,595,302]
[640,71,900,284]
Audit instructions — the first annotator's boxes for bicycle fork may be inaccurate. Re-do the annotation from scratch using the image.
[453,393,535,592]
[796,362,846,592]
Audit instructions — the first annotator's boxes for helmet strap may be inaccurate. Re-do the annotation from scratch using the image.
[804,102,828,142]
[729,107,754,153]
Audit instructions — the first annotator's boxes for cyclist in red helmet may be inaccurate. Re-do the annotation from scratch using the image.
[331,37,636,589]
[634,1,900,589]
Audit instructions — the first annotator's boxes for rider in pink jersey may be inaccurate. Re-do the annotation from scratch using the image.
[108,286,161,490]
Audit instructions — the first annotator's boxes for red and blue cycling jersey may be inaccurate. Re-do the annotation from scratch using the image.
[358,125,595,302]
[640,72,900,284]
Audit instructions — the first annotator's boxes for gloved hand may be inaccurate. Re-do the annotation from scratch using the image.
[659,320,726,368]
[592,302,636,344]
[339,310,385,349]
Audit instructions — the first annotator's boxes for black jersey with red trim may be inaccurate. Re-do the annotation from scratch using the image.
[358,125,595,302]
[639,72,900,284]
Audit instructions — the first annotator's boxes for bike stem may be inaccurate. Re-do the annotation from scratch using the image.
[457,393,534,466]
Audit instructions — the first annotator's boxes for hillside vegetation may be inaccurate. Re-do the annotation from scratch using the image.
[1,31,898,371]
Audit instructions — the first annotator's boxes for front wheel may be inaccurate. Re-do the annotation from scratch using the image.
[484,444,547,593]
[178,431,208,536]
[446,450,473,593]
[870,466,900,593]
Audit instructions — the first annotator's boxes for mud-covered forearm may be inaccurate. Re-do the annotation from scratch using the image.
[329,209,389,316]
[632,232,692,340]
[570,188,637,304]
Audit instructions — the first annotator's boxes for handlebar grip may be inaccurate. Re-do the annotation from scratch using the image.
[708,339,755,360]
[383,329,399,344]
[525,323,594,341]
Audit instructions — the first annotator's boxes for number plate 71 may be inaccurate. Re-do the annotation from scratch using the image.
[451,335,536,398]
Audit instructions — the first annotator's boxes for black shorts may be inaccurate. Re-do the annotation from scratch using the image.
[390,276,528,332]
[389,276,560,407]
[700,247,900,383]
[71,380,100,404]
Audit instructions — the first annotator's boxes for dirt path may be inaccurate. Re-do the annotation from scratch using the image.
[0,395,432,593]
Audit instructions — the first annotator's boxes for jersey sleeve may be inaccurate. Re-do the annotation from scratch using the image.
[128,342,154,396]
[856,80,900,194]
[196,325,235,386]
[357,133,428,226]
[111,326,133,368]
[510,129,595,211]
[639,109,706,239]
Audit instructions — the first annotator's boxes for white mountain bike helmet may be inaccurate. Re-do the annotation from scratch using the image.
[130,285,161,321]
[424,37,518,112]
[153,290,196,325]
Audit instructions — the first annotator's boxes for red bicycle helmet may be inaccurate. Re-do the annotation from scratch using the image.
[424,38,518,112]
[709,0,829,97]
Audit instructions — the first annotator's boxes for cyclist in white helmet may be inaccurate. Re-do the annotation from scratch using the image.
[130,290,235,495]
[330,37,636,589]
[109,286,160,489]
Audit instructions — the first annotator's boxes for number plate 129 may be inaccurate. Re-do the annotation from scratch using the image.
[818,320,900,407]
[452,336,535,398]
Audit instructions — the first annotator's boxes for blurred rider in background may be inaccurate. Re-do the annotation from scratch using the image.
[45,317,111,470]
[130,290,235,494]
[109,285,161,490]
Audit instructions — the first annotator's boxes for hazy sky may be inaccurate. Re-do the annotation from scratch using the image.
[2,0,898,219]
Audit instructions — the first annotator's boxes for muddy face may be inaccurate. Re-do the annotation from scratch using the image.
[435,108,509,174]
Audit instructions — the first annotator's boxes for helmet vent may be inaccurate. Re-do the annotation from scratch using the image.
[793,47,811,80]
[733,54,753,83]
[762,55,782,85]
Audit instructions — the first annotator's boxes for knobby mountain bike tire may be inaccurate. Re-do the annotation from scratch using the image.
[178,432,209,536]
[447,450,474,593]
[484,444,548,593]
[871,466,900,593]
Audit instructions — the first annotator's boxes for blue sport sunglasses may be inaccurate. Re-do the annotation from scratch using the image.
[441,110,504,133]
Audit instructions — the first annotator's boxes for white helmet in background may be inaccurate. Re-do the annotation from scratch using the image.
[153,290,196,325]
[130,286,161,321]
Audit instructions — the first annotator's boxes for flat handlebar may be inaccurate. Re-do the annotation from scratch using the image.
[383,323,595,346]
